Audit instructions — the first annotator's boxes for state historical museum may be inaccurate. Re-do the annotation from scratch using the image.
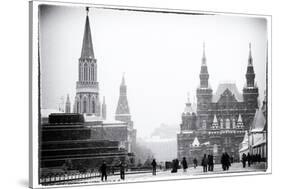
[177,44,260,163]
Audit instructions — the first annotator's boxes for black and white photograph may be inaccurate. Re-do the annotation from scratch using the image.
[29,0,271,188]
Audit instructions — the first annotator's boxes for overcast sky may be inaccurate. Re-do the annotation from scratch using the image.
[39,5,268,138]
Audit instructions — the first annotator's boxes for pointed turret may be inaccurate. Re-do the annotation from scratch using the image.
[102,96,107,120]
[211,115,219,129]
[237,114,244,128]
[65,94,71,113]
[192,137,200,147]
[184,92,193,114]
[80,7,95,59]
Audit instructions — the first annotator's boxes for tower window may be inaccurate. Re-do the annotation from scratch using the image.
[92,100,95,113]
[84,63,88,81]
[83,98,87,113]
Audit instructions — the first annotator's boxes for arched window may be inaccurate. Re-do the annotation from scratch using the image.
[76,101,80,113]
[83,98,87,113]
[84,63,88,81]
[220,119,224,129]
[202,120,206,129]
[232,118,236,129]
[91,64,94,81]
[225,119,230,129]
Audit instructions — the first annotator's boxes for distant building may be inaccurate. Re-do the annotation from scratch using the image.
[177,43,261,163]
[115,75,137,153]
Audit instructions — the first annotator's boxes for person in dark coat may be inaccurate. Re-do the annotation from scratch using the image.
[221,153,227,171]
[247,153,251,167]
[225,152,231,170]
[201,154,208,172]
[171,159,177,173]
[181,157,188,172]
[119,161,125,180]
[193,158,198,168]
[100,161,107,181]
[208,154,214,171]
[242,153,247,168]
[151,159,157,175]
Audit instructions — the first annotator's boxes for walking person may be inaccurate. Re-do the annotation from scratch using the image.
[181,157,188,172]
[119,161,125,180]
[242,153,247,168]
[193,158,198,168]
[151,159,157,175]
[201,154,208,172]
[100,161,107,182]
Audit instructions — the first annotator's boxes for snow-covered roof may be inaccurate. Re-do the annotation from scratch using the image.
[239,145,249,153]
[212,83,243,102]
[251,109,266,133]
[83,114,103,122]
[103,119,125,125]
[242,131,248,143]
[41,108,63,118]
[252,138,266,147]
[192,137,200,147]
[181,130,194,134]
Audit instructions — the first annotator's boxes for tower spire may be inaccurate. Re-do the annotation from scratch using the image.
[80,7,95,59]
[122,72,126,85]
[248,42,253,66]
[199,42,209,88]
[202,42,206,66]
[116,75,130,116]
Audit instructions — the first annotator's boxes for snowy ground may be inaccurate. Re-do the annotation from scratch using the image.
[47,162,267,186]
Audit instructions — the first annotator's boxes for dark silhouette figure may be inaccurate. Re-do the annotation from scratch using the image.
[201,154,208,172]
[151,159,157,175]
[100,161,107,181]
[208,155,214,171]
[119,161,125,180]
[242,153,247,168]
[181,157,188,172]
[225,152,231,170]
[247,153,251,167]
[193,158,198,168]
[171,159,177,173]
[221,153,230,171]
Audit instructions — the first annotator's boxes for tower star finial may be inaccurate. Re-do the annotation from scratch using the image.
[86,7,89,15]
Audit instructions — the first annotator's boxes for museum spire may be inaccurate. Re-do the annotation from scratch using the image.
[202,42,206,66]
[80,7,95,59]
[248,43,253,66]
